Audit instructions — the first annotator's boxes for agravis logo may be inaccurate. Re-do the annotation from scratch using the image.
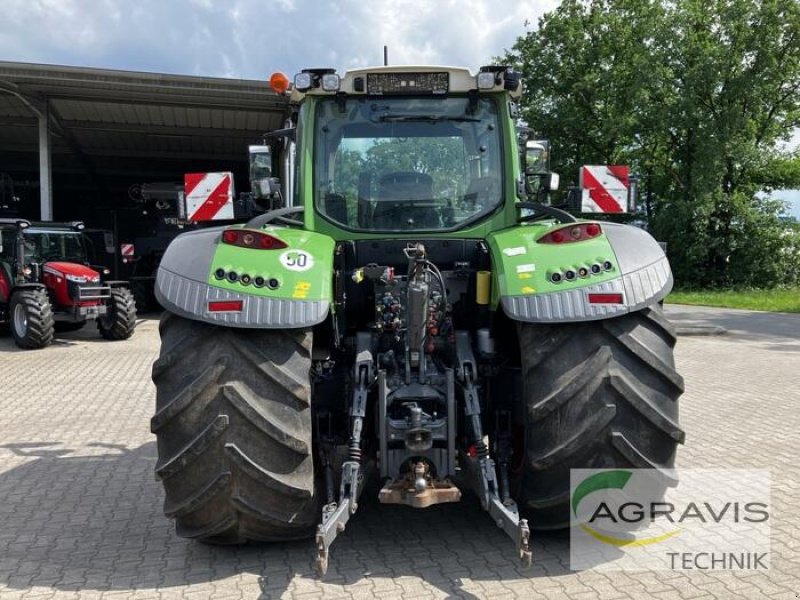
[569,469,771,571]
[571,470,681,547]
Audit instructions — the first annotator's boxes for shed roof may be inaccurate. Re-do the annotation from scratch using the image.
[0,61,289,166]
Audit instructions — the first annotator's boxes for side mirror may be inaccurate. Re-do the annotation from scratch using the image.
[255,177,282,198]
[249,145,274,200]
[543,172,560,191]
[523,172,560,202]
[524,140,550,175]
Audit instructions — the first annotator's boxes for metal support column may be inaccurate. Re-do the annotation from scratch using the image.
[38,99,53,221]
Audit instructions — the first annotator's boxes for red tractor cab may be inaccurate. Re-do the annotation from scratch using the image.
[0,218,136,349]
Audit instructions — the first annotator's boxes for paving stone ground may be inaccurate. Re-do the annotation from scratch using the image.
[0,308,798,600]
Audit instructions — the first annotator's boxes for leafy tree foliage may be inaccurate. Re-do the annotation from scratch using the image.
[330,137,469,224]
[504,0,800,287]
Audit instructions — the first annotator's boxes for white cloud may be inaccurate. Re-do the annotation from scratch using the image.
[0,0,556,78]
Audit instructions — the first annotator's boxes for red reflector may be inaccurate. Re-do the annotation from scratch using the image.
[588,293,624,304]
[260,235,277,249]
[208,300,243,312]
[222,230,239,244]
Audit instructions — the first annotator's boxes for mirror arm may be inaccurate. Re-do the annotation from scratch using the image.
[517,202,577,224]
[262,127,296,143]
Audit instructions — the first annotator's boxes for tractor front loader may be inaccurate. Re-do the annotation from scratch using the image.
[150,65,684,574]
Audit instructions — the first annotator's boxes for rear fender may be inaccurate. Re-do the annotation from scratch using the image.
[155,225,334,328]
[487,221,672,323]
[12,283,47,292]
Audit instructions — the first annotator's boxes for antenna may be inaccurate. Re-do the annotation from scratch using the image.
[383,45,389,66]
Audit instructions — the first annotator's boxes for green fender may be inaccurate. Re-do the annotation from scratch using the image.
[486,221,673,322]
[154,224,335,328]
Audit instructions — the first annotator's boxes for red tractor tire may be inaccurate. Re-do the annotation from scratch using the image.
[9,288,55,349]
[98,287,137,341]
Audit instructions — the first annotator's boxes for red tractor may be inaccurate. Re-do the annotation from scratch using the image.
[0,218,136,349]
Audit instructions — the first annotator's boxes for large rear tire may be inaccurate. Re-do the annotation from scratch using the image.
[98,287,136,340]
[516,306,685,529]
[9,288,54,349]
[151,313,317,542]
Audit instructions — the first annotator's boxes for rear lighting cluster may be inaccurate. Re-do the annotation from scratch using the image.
[214,268,280,289]
[221,229,287,250]
[538,223,602,244]
[550,260,614,284]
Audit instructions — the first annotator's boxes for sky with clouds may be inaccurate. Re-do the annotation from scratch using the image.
[0,0,556,79]
[1,0,798,216]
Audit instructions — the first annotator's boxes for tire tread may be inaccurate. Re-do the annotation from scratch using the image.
[152,312,317,543]
[518,307,684,528]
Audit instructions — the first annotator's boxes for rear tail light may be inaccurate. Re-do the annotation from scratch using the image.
[208,300,244,312]
[538,223,602,244]
[588,293,624,304]
[221,229,287,250]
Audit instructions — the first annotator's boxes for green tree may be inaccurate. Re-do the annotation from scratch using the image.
[504,0,800,287]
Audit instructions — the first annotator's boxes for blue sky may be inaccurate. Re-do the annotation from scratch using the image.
[1,0,798,217]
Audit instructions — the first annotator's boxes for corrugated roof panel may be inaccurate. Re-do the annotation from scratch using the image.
[0,61,290,171]
[132,103,149,124]
[184,108,199,128]
[170,105,183,127]
[199,108,213,128]
[209,109,223,129]
[143,105,159,126]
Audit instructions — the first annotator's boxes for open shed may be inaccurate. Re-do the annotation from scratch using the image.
[0,61,288,225]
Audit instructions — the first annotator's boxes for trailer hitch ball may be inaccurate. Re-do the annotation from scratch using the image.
[414,461,428,493]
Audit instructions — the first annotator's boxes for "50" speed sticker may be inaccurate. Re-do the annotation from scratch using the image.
[280,250,314,272]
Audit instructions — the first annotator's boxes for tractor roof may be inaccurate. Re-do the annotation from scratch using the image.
[288,65,521,102]
[0,219,84,232]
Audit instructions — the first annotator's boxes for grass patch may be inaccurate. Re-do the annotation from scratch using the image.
[667,288,800,313]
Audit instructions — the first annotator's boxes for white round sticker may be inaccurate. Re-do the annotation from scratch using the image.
[279,250,314,272]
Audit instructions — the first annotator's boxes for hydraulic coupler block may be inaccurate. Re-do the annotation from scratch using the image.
[406,279,429,362]
[404,402,433,452]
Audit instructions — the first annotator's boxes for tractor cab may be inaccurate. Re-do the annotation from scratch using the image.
[20,225,89,265]
[274,65,526,239]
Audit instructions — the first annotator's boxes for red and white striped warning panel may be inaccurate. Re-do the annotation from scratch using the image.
[579,165,630,213]
[184,172,235,222]
[120,243,135,257]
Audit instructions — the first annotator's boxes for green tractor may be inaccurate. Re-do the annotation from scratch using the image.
[150,65,684,574]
